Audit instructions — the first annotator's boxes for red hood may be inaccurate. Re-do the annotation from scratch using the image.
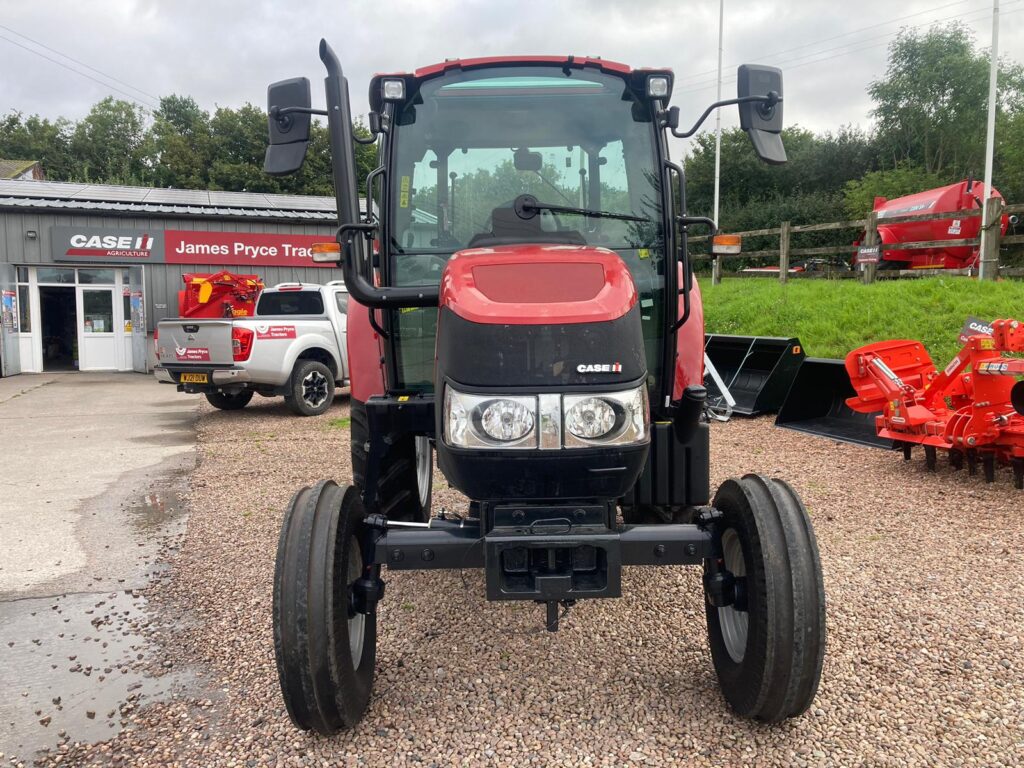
[439,244,637,325]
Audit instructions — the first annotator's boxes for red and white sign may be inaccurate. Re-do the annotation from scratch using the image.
[255,324,297,340]
[164,231,332,268]
[174,345,211,362]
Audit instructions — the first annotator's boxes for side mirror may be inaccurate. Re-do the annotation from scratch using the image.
[264,77,312,176]
[737,65,786,165]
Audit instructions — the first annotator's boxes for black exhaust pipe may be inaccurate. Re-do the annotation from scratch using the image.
[774,358,896,449]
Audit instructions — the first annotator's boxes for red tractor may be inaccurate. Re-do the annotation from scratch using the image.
[264,42,825,733]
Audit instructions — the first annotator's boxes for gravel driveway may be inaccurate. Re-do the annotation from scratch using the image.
[37,395,1024,767]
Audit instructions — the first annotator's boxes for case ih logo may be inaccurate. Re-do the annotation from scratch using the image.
[255,324,297,340]
[174,345,211,362]
[66,233,155,259]
[577,362,622,373]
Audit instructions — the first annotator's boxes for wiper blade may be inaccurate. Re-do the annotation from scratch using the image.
[517,194,648,223]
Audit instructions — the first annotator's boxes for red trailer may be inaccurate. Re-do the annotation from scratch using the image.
[177,271,264,319]
[856,180,1009,270]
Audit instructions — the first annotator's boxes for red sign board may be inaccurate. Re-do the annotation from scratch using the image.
[164,230,332,268]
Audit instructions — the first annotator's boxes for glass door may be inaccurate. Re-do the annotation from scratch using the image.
[0,263,20,376]
[77,286,117,370]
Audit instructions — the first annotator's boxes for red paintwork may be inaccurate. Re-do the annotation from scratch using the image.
[439,246,637,325]
[373,56,633,82]
[845,319,1024,479]
[854,181,1009,269]
[673,268,705,400]
[177,271,263,319]
[346,297,386,403]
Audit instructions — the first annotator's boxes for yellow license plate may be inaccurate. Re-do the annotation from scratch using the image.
[180,373,209,384]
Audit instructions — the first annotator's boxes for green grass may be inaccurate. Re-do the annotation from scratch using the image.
[327,417,351,429]
[702,277,1023,364]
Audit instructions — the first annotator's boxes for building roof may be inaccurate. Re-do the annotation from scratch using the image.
[0,179,350,222]
[0,159,40,179]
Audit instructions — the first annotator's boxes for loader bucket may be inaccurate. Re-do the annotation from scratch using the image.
[774,358,896,449]
[703,335,806,416]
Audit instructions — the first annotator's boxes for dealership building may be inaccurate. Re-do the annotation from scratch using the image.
[0,179,346,377]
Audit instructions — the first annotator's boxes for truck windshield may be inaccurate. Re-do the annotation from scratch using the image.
[387,66,665,392]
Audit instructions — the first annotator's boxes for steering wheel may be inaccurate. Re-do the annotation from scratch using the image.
[400,253,450,283]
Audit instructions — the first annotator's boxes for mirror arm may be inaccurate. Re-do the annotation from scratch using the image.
[337,223,440,309]
[668,93,782,139]
[271,105,329,118]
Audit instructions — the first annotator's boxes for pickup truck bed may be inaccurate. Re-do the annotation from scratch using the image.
[155,282,349,416]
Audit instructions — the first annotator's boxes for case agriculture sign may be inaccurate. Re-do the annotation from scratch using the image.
[51,226,334,268]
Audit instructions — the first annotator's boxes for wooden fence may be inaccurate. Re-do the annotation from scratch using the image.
[689,199,1024,284]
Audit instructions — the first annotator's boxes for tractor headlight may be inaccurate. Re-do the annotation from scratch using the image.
[563,386,649,448]
[443,385,648,450]
[444,389,537,449]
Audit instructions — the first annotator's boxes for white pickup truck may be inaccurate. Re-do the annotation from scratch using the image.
[154,281,349,416]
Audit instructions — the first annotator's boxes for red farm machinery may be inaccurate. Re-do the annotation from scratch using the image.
[843,319,1024,486]
[177,271,264,318]
[262,41,825,733]
[855,180,1010,270]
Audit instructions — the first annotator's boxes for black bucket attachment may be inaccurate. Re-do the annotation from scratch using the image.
[774,358,896,450]
[703,335,806,416]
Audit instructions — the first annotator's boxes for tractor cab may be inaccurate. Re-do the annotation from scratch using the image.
[264,41,824,736]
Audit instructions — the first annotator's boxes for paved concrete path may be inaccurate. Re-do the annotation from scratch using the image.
[0,373,200,761]
[0,373,197,597]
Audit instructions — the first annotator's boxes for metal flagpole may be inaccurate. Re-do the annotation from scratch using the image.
[713,0,724,227]
[979,0,1000,281]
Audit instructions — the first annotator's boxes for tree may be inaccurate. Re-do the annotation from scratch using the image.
[150,95,212,189]
[869,24,1024,177]
[70,97,150,184]
[0,112,78,179]
[842,164,949,218]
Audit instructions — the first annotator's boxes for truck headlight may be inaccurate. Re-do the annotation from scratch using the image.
[444,388,537,449]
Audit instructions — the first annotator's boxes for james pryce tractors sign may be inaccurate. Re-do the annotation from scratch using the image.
[51,226,334,268]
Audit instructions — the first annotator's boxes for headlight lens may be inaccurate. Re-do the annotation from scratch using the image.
[444,388,537,449]
[565,397,616,439]
[480,399,535,442]
[443,385,648,450]
[562,386,649,448]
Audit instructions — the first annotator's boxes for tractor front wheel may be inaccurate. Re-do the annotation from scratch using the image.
[273,480,377,734]
[705,474,825,722]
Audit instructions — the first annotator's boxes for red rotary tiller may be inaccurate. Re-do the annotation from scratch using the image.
[845,319,1024,487]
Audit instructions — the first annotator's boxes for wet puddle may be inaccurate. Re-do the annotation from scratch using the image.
[0,483,201,763]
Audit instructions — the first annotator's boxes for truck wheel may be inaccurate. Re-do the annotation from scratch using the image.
[705,474,825,722]
[273,481,377,734]
[351,399,432,522]
[205,390,254,410]
[285,360,336,417]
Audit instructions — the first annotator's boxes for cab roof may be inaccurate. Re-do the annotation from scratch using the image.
[369,56,673,112]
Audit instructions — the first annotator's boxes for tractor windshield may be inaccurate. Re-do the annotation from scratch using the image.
[387,66,665,392]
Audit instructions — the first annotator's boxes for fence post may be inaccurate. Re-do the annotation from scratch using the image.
[861,210,879,284]
[778,221,791,284]
[978,197,1003,280]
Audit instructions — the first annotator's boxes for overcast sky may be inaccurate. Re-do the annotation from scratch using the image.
[1,0,1022,157]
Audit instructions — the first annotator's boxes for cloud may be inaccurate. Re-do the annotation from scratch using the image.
[0,0,1020,156]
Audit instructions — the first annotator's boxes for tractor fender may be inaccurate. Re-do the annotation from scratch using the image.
[347,297,386,401]
[673,268,705,400]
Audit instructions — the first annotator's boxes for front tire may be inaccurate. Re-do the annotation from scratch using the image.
[205,390,253,410]
[705,474,825,722]
[285,360,335,417]
[350,399,432,522]
[273,481,377,734]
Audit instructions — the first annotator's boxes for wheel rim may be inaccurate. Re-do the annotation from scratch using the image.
[347,538,365,668]
[414,436,431,510]
[718,527,749,664]
[301,370,330,408]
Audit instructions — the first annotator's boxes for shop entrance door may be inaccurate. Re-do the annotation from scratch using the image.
[127,267,147,373]
[0,263,20,376]
[39,285,77,371]
[77,286,117,370]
